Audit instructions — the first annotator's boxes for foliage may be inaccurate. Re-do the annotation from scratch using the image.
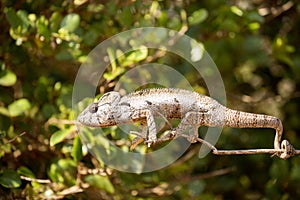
[0,0,300,199]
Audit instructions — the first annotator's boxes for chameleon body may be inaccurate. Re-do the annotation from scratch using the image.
[77,88,289,159]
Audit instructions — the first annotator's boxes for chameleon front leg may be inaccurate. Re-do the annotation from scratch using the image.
[130,109,158,147]
[130,106,174,149]
[144,109,158,147]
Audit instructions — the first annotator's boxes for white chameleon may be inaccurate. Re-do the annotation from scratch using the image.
[77,88,294,159]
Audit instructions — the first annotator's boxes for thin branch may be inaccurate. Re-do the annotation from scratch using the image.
[45,118,77,127]
[45,186,84,200]
[20,175,51,184]
[187,166,236,181]
[58,185,84,197]
[4,132,26,144]
[195,138,300,159]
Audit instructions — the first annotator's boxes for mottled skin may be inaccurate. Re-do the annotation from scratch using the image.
[78,88,290,159]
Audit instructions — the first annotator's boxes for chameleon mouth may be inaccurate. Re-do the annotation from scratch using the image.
[77,105,114,127]
[77,108,88,125]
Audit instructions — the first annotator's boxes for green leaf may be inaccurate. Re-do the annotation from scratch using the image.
[116,7,133,27]
[230,6,243,16]
[117,47,148,67]
[126,47,148,63]
[0,69,17,87]
[16,10,30,29]
[72,135,82,162]
[103,67,125,81]
[17,166,35,178]
[50,128,73,146]
[107,47,117,72]
[60,13,80,32]
[41,104,57,118]
[85,175,115,194]
[8,98,31,117]
[37,16,51,39]
[50,12,63,32]
[0,107,10,117]
[48,159,77,186]
[0,169,21,188]
[4,7,23,29]
[5,8,30,36]
[188,9,208,25]
[0,130,6,138]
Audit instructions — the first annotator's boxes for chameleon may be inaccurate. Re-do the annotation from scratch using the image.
[77,88,294,159]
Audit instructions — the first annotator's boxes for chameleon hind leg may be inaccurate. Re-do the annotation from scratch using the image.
[169,111,208,142]
[130,106,175,149]
[166,126,199,143]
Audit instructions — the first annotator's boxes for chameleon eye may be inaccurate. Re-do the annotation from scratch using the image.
[89,103,98,113]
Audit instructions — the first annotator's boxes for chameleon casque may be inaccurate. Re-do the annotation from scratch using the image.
[77,88,294,159]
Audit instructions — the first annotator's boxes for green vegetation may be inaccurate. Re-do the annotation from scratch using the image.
[1,0,300,199]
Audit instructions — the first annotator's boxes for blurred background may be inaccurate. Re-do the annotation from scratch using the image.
[0,0,300,199]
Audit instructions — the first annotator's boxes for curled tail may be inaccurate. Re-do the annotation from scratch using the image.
[223,107,283,150]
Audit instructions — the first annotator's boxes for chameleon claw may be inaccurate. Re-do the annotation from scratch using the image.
[160,130,177,141]
[144,139,157,147]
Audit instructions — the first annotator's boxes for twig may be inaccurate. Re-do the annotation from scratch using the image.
[4,132,26,145]
[20,175,51,184]
[188,166,236,180]
[58,185,84,197]
[45,186,84,200]
[195,138,300,159]
[211,148,300,155]
[45,118,77,128]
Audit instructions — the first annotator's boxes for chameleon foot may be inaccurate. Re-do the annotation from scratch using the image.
[156,130,177,142]
[144,139,157,148]
[165,128,198,143]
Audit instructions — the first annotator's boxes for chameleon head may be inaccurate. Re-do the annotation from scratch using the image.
[77,91,121,127]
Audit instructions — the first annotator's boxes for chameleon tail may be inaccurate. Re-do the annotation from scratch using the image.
[223,107,283,150]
